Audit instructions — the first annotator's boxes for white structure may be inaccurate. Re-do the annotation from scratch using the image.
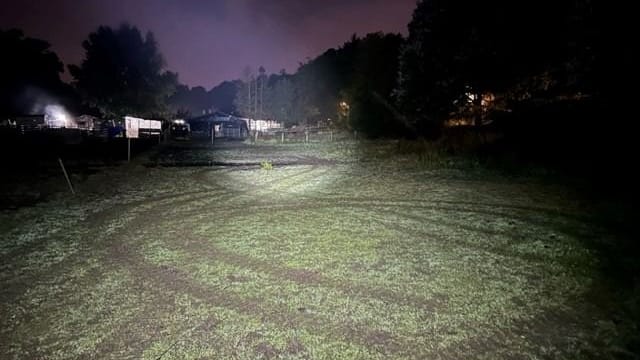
[125,116,162,138]
[238,118,283,132]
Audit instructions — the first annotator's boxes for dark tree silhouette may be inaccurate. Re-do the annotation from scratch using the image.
[209,81,239,115]
[236,33,403,131]
[168,85,211,117]
[344,32,404,137]
[264,74,297,127]
[69,24,177,119]
[396,0,583,137]
[0,29,76,115]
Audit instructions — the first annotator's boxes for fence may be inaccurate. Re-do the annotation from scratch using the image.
[252,128,356,143]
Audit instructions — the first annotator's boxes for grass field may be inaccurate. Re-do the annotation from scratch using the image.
[0,140,632,359]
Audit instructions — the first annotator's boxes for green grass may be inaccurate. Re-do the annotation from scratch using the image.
[0,140,631,359]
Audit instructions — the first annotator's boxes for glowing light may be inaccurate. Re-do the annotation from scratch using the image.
[44,105,71,128]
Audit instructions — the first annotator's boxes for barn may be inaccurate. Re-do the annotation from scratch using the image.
[187,112,249,140]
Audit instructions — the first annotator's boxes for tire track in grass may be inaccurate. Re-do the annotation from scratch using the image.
[200,164,326,194]
[148,193,598,290]
[171,196,596,251]
[0,183,241,327]
[180,198,594,279]
[1,143,607,358]
[370,207,596,267]
[87,172,487,357]
[19,190,585,278]
[0,193,220,359]
[158,230,447,313]
[294,195,598,240]
[58,178,408,357]
[104,226,408,358]
[156,195,599,358]
[0,162,324,288]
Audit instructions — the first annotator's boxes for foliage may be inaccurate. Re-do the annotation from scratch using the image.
[69,24,178,119]
[233,66,255,120]
[168,85,211,117]
[264,75,298,127]
[233,33,402,133]
[0,29,78,115]
[343,33,404,137]
[169,81,239,118]
[209,81,239,114]
[396,0,604,138]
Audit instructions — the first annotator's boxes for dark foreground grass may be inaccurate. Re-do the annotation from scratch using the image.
[0,140,634,359]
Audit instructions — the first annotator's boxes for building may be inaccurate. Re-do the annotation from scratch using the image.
[187,112,249,140]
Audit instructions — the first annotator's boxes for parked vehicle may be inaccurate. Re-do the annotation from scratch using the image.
[170,120,191,140]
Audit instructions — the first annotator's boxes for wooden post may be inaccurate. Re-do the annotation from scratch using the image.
[330,130,333,142]
[127,137,131,162]
[255,130,259,143]
[281,131,284,143]
[211,127,214,145]
[58,158,75,195]
[305,130,309,143]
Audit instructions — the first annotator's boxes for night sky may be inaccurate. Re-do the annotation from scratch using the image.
[1,0,416,88]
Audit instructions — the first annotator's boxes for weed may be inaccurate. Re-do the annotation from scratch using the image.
[260,160,273,170]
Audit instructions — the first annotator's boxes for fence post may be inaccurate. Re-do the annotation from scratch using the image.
[255,130,259,143]
[330,130,333,142]
[58,158,75,195]
[305,130,309,143]
[281,131,285,143]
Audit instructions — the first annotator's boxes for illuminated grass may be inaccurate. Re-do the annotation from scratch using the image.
[0,141,624,359]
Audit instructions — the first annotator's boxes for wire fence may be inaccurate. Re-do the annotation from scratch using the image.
[252,128,356,143]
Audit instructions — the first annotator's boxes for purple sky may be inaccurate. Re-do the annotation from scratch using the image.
[1,0,416,88]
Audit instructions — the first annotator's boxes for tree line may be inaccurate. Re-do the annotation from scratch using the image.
[1,24,179,121]
[231,0,632,141]
[2,0,633,143]
[230,32,404,136]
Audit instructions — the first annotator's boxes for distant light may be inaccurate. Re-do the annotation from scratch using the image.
[174,119,185,124]
[44,105,70,128]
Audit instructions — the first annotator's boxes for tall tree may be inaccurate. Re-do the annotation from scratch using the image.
[345,32,404,137]
[209,80,239,114]
[396,0,591,136]
[265,75,298,127]
[0,29,77,115]
[69,24,177,119]
[234,66,256,120]
[168,85,211,117]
